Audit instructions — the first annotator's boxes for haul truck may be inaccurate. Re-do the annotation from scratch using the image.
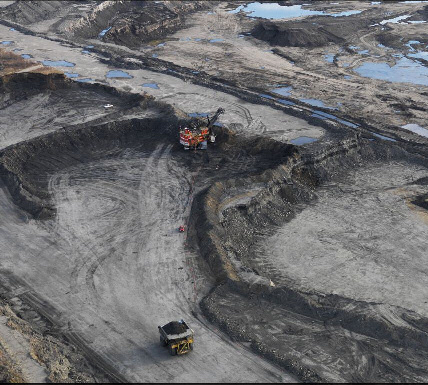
[158,320,194,355]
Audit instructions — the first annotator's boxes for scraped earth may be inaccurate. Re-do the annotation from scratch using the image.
[0,1,428,383]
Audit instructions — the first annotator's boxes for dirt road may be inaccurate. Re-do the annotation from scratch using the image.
[0,142,295,382]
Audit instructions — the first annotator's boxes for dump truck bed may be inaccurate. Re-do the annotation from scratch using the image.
[158,320,194,355]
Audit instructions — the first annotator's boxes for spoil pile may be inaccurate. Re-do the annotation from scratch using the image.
[162,321,188,335]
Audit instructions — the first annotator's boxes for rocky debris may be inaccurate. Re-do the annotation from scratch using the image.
[66,1,210,48]
[192,132,428,382]
[0,1,71,25]
[251,21,344,48]
[0,335,26,383]
[412,192,428,210]
[0,300,107,383]
[161,321,188,335]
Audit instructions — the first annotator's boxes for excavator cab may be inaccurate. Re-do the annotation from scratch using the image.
[179,108,224,150]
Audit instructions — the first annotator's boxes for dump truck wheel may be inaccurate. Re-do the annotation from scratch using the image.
[169,345,177,356]
[160,336,167,347]
[189,343,194,350]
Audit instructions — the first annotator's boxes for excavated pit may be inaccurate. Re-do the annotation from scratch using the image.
[191,136,428,382]
[2,72,428,382]
[1,1,428,381]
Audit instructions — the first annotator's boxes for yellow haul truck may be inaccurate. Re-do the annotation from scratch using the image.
[158,320,194,356]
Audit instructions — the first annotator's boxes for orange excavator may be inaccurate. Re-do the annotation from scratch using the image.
[179,108,224,150]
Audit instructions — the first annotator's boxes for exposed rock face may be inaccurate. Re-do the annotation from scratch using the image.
[251,20,344,48]
[0,1,73,25]
[66,1,211,47]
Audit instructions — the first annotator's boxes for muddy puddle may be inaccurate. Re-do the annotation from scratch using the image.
[290,136,318,145]
[99,26,111,38]
[402,123,428,138]
[354,57,428,86]
[311,110,359,128]
[379,15,411,24]
[299,98,337,110]
[370,131,397,142]
[271,86,292,97]
[325,53,335,63]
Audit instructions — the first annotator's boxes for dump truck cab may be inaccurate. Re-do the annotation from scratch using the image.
[158,320,194,356]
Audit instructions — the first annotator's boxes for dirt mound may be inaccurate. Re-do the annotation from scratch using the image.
[162,321,188,335]
[251,21,344,48]
[0,1,69,25]
[67,1,210,48]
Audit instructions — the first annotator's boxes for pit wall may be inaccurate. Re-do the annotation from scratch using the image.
[192,135,428,380]
[0,72,183,219]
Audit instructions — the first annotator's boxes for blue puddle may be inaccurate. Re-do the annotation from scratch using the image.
[331,10,362,17]
[290,136,318,146]
[64,72,79,78]
[354,57,428,86]
[406,40,421,51]
[157,43,166,47]
[21,54,32,59]
[277,99,295,106]
[142,83,159,89]
[81,50,91,54]
[325,54,335,63]
[99,27,111,38]
[402,123,428,138]
[312,110,359,128]
[209,38,224,43]
[259,94,357,127]
[344,75,352,80]
[229,2,362,20]
[75,78,93,83]
[106,70,133,79]
[259,94,275,100]
[300,98,337,110]
[271,86,292,97]
[152,53,158,58]
[1,41,13,45]
[380,15,411,25]
[85,45,94,49]
[9,28,15,31]
[409,52,428,60]
[41,60,75,67]
[370,132,397,142]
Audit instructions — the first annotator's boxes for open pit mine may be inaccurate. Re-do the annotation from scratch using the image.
[0,0,428,383]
